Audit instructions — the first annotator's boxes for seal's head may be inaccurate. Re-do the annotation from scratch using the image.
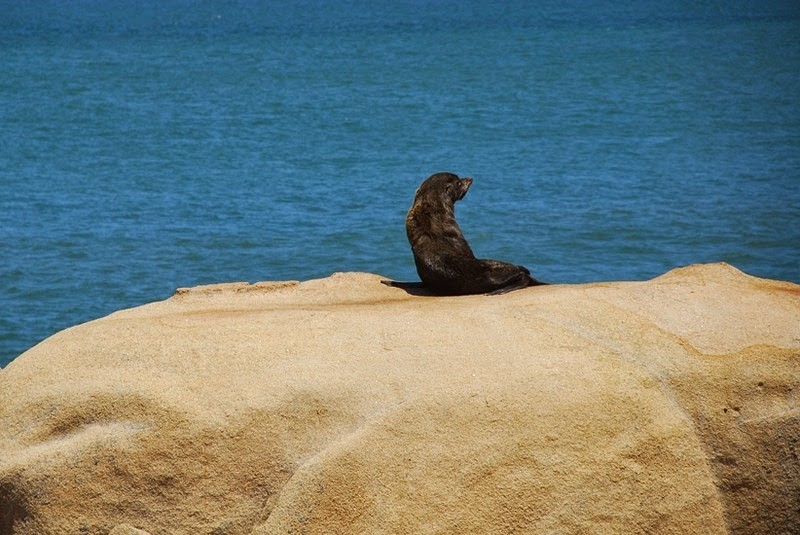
[413,172,473,207]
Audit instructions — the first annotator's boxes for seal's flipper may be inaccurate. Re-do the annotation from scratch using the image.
[381,281,418,288]
[380,280,433,296]
[381,280,425,289]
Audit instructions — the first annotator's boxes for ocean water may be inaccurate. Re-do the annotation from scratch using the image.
[1,1,799,367]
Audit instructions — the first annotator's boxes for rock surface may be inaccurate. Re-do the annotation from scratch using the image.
[0,263,798,535]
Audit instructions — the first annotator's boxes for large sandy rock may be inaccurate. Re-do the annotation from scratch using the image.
[0,263,797,534]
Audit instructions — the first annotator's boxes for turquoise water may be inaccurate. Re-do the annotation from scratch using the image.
[2,1,799,366]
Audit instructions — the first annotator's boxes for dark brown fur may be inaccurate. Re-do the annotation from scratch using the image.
[400,172,546,295]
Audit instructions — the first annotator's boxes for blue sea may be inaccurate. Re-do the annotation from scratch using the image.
[2,1,799,367]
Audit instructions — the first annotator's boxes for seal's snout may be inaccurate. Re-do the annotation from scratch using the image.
[457,177,473,200]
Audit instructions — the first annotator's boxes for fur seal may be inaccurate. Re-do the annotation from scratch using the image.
[387,172,546,295]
